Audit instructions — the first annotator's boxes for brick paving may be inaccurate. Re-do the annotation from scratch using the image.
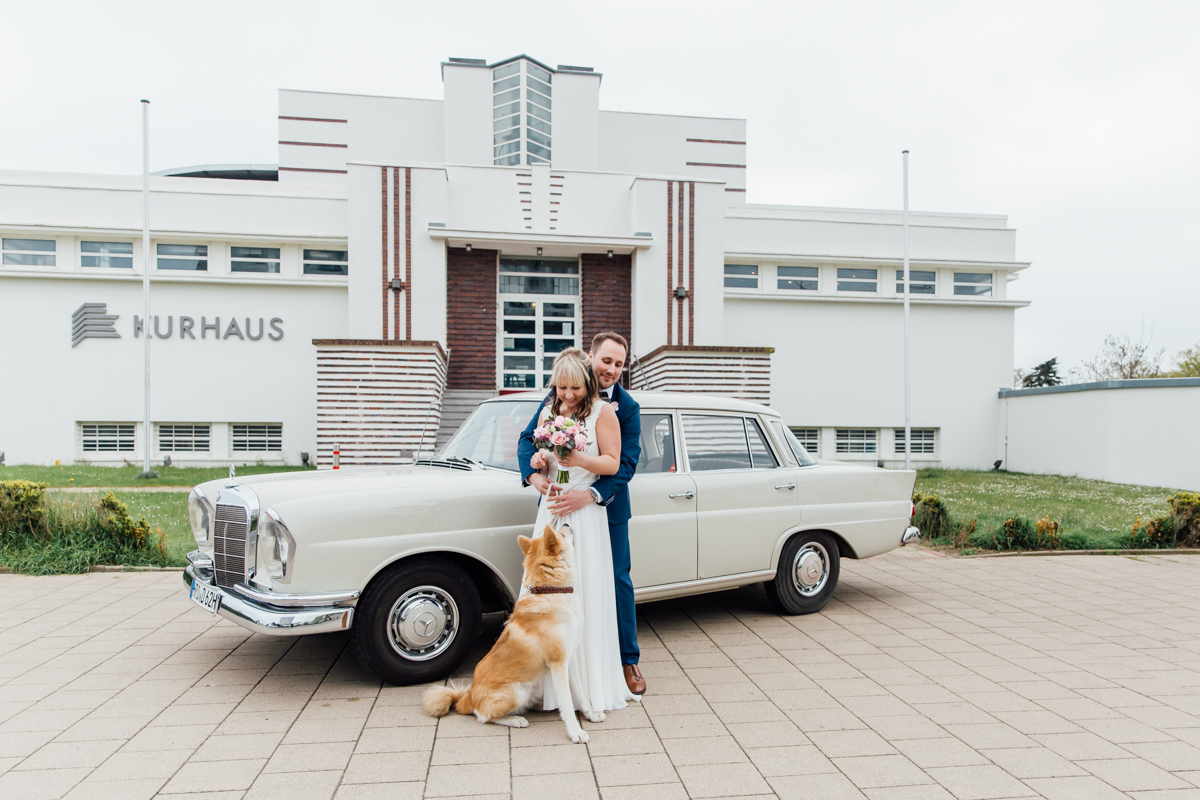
[1,549,1199,799]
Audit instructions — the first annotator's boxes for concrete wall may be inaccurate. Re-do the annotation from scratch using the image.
[1003,380,1200,491]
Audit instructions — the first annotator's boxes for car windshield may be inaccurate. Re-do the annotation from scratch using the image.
[434,399,541,471]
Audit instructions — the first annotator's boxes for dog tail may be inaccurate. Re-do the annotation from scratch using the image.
[423,680,472,717]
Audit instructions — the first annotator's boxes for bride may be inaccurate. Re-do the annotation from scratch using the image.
[526,347,638,714]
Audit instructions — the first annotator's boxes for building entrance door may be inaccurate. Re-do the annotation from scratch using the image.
[497,256,580,390]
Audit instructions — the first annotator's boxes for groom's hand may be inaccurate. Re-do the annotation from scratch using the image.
[548,489,593,516]
[529,473,553,496]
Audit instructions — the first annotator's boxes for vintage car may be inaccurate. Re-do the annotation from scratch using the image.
[183,391,919,684]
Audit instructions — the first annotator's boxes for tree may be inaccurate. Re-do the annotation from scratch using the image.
[1166,344,1200,378]
[1076,334,1164,381]
[1021,358,1062,387]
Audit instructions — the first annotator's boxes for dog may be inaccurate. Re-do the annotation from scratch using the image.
[423,523,602,743]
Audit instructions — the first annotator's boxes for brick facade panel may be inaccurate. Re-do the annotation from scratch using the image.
[446,246,499,390]
[581,253,632,353]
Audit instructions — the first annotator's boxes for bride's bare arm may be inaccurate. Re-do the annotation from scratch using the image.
[559,405,620,475]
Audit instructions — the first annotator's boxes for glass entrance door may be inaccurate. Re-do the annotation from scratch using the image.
[497,257,580,390]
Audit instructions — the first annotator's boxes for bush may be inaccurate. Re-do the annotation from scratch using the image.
[1035,516,1063,549]
[1168,491,1200,547]
[0,489,168,574]
[1126,515,1178,549]
[972,516,1037,551]
[912,492,952,540]
[0,480,49,537]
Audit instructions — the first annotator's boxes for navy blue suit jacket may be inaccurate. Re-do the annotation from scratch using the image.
[518,384,641,525]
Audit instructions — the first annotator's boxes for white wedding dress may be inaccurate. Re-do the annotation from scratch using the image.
[525,400,637,714]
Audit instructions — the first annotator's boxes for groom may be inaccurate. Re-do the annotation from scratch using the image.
[518,332,646,695]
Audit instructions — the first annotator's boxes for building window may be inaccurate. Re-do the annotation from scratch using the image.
[954,272,993,296]
[232,424,282,452]
[80,241,133,269]
[81,423,135,453]
[896,269,936,294]
[837,267,877,292]
[159,424,211,453]
[895,428,936,455]
[157,243,208,271]
[789,427,819,455]
[778,266,818,291]
[492,59,551,166]
[303,249,348,275]
[2,237,56,266]
[231,246,281,274]
[836,428,877,454]
[724,264,758,289]
[498,257,579,389]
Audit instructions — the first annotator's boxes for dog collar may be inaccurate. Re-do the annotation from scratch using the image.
[526,585,574,594]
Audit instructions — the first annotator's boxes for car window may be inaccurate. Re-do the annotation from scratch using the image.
[636,413,677,474]
[681,415,752,471]
[768,420,798,465]
[777,423,818,466]
[746,418,779,469]
[434,400,540,471]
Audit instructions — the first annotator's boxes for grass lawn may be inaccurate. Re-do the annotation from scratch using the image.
[915,468,1176,549]
[1,463,314,488]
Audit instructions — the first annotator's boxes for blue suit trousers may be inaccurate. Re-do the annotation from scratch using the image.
[609,520,639,665]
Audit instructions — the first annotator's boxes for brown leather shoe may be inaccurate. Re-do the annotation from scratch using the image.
[623,664,646,695]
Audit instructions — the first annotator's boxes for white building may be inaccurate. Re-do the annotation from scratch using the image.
[0,55,1029,470]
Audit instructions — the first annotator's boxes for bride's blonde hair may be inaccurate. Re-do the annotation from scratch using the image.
[548,347,599,422]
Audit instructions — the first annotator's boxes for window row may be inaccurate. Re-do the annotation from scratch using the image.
[725,263,995,298]
[787,427,938,457]
[79,423,283,454]
[492,59,552,167]
[2,238,347,276]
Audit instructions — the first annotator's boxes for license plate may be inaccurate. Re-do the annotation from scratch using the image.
[190,579,221,615]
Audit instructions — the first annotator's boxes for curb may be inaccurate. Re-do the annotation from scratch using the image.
[962,548,1200,558]
[0,565,185,575]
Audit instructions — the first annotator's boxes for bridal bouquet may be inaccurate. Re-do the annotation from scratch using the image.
[533,415,589,485]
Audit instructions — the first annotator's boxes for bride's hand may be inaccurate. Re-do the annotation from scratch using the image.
[530,451,548,470]
[559,448,586,468]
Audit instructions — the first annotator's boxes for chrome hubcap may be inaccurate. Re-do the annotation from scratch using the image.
[388,586,458,661]
[792,542,830,597]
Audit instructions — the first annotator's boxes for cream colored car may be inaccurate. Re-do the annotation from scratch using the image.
[183,392,919,684]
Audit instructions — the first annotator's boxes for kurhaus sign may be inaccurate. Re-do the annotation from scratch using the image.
[69,303,284,346]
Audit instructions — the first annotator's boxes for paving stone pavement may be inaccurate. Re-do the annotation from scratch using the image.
[2,549,1200,799]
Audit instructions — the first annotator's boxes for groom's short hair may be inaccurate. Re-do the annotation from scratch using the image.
[591,332,629,358]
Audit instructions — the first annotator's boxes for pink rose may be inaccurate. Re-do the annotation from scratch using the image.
[576,431,588,444]
[534,426,548,440]
[554,415,566,427]
[551,431,568,446]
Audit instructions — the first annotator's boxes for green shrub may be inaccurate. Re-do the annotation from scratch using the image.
[1168,491,1200,547]
[912,493,951,540]
[0,480,49,537]
[1126,515,1178,548]
[976,516,1037,550]
[1035,516,1063,549]
[98,493,152,549]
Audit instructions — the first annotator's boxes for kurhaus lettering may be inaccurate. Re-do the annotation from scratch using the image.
[134,316,284,341]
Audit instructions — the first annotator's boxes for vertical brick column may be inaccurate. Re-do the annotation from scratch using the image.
[581,253,632,348]
[446,246,499,390]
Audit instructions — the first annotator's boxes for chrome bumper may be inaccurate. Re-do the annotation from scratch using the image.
[182,562,355,636]
[901,525,921,545]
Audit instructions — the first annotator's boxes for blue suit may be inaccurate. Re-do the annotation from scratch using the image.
[519,384,642,665]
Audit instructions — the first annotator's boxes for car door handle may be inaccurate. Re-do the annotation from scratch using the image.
[774,483,797,490]
[669,491,695,499]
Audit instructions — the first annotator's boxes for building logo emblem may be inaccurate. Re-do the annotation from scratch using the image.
[71,303,120,348]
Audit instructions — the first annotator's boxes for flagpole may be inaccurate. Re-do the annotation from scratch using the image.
[142,99,152,476]
[902,150,911,471]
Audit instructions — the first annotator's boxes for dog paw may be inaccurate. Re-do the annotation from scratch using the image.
[511,716,529,728]
[570,729,591,744]
[584,711,605,723]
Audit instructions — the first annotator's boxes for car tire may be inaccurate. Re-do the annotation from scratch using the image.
[353,557,482,685]
[764,531,840,615]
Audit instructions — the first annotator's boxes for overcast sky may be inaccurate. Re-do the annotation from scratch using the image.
[4,0,1197,374]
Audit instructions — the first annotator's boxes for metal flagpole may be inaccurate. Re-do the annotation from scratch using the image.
[142,100,151,475]
[902,150,911,471]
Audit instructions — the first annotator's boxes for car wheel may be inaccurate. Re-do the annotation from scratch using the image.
[764,531,840,615]
[353,557,482,685]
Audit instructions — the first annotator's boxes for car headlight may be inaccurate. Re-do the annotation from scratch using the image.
[187,488,212,545]
[258,508,295,583]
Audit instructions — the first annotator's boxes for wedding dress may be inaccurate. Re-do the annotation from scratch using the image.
[525,399,637,714]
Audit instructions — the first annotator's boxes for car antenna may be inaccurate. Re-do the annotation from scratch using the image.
[414,400,434,462]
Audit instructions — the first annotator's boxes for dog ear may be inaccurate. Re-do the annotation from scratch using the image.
[542,529,561,556]
[518,535,533,555]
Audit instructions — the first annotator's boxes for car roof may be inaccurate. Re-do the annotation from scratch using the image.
[485,390,782,418]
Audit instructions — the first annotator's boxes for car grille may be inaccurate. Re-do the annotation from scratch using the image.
[213,504,249,588]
